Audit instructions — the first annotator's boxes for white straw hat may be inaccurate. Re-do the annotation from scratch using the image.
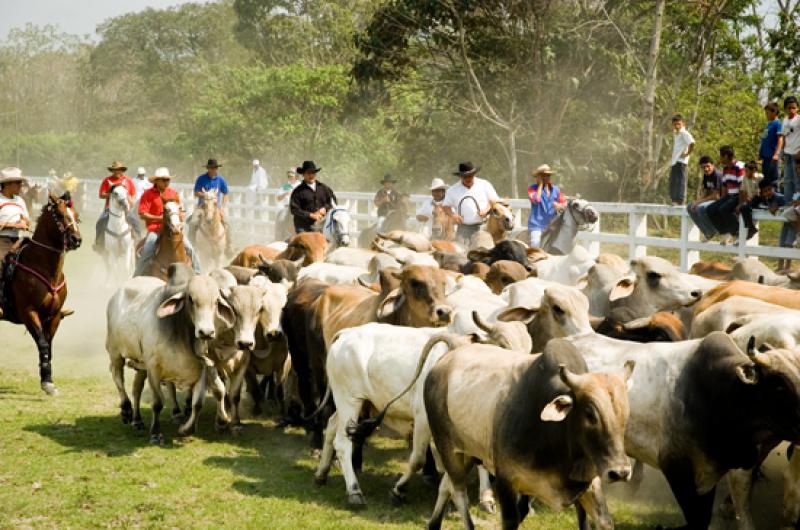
[0,167,27,185]
[430,178,448,190]
[148,167,172,182]
[137,166,146,175]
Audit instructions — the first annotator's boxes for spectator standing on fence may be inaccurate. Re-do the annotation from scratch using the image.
[668,114,695,205]
[289,160,337,233]
[705,146,745,246]
[374,174,399,217]
[526,164,566,248]
[761,102,782,187]
[687,155,723,242]
[249,159,270,192]
[443,161,499,243]
[777,96,800,263]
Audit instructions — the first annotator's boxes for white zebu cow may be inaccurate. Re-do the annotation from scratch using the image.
[297,262,367,285]
[608,256,702,318]
[106,265,235,444]
[531,244,595,286]
[314,314,530,507]
[690,295,793,338]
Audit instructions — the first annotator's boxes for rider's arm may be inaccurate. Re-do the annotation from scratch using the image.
[99,178,110,199]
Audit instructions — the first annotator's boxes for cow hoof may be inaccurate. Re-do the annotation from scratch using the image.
[171,411,184,425]
[348,492,367,507]
[177,424,196,437]
[479,500,496,514]
[389,489,405,505]
[121,411,132,424]
[230,424,243,435]
[214,420,230,433]
[252,405,263,417]
[149,434,164,446]
[131,420,144,431]
[313,474,327,487]
[41,382,59,396]
[311,448,322,460]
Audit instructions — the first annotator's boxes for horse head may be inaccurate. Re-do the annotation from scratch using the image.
[44,192,82,250]
[566,197,598,228]
[199,189,218,220]
[431,203,455,240]
[324,207,351,247]
[163,200,183,235]
[488,200,515,231]
[110,185,130,213]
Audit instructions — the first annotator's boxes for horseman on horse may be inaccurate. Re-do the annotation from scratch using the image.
[187,159,234,257]
[0,168,31,282]
[135,167,199,276]
[93,161,141,254]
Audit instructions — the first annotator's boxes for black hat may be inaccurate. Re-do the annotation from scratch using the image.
[298,160,322,174]
[453,162,480,177]
[204,159,222,168]
[381,174,397,183]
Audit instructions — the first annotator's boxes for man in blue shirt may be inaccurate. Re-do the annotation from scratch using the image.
[188,158,233,256]
[760,102,782,187]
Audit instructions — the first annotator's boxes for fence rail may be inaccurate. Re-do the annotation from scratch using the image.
[29,177,800,272]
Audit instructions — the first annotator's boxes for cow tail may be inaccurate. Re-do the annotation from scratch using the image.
[302,384,331,422]
[346,333,467,445]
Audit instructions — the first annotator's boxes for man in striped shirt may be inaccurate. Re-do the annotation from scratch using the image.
[705,145,745,245]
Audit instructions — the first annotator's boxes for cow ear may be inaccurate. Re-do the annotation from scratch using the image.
[725,316,751,334]
[609,276,635,302]
[622,360,636,391]
[467,249,490,262]
[156,292,185,318]
[540,395,573,422]
[216,297,235,328]
[574,273,588,290]
[377,289,405,319]
[292,257,305,269]
[735,363,759,385]
[496,306,538,323]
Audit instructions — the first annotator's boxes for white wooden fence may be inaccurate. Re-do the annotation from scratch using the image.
[31,177,800,272]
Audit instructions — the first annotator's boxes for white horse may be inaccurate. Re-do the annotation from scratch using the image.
[194,189,227,272]
[540,197,599,255]
[319,204,352,248]
[104,185,135,284]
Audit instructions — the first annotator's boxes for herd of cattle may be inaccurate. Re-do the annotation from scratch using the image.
[102,226,800,530]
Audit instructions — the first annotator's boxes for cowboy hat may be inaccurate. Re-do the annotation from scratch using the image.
[137,166,146,175]
[204,159,222,168]
[0,167,27,185]
[107,161,127,172]
[430,178,448,190]
[381,174,397,183]
[149,167,172,182]
[533,164,554,176]
[453,162,480,177]
[298,160,322,174]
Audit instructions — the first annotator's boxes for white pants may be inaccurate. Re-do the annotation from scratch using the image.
[529,230,542,248]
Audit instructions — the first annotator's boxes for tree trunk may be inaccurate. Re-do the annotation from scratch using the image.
[509,128,518,198]
[641,0,666,199]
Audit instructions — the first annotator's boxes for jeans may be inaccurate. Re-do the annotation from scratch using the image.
[783,153,799,202]
[456,223,481,244]
[529,229,542,248]
[762,157,780,187]
[134,231,201,276]
[706,195,740,235]
[669,163,687,203]
[687,201,717,238]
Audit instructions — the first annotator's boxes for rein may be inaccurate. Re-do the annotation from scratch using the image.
[324,208,350,242]
[9,258,65,299]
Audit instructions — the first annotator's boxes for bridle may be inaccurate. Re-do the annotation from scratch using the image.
[566,199,597,232]
[324,208,350,245]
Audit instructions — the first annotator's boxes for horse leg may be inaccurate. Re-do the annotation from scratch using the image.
[22,310,58,395]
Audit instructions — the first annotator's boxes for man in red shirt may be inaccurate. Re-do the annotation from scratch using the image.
[93,161,140,253]
[134,167,199,275]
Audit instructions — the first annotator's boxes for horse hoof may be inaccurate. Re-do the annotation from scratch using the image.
[389,489,405,505]
[313,474,327,487]
[348,492,367,507]
[149,434,164,446]
[41,382,59,396]
[479,500,496,514]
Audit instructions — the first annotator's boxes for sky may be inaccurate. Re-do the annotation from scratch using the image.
[0,0,200,41]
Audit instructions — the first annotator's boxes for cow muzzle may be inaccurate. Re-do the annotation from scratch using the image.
[434,305,453,324]
[237,340,255,350]
[197,328,215,340]
[265,329,283,341]
[606,465,632,483]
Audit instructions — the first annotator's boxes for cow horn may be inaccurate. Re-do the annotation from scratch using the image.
[258,254,272,266]
[471,311,492,334]
[745,335,772,367]
[622,317,652,331]
[558,364,585,392]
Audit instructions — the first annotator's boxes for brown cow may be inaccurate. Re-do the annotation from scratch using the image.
[690,260,733,280]
[231,232,327,269]
[230,245,281,268]
[695,280,800,315]
[281,265,453,448]
[485,260,528,295]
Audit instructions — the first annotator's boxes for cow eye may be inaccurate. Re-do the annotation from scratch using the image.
[552,304,565,316]
[646,271,661,285]
[585,406,598,424]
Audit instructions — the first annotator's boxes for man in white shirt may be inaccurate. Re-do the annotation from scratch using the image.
[415,178,448,237]
[669,114,696,206]
[249,159,270,191]
[443,162,499,243]
[0,167,30,263]
[133,166,152,202]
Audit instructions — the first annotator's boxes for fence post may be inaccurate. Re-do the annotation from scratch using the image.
[737,215,748,260]
[587,216,601,256]
[682,211,699,272]
[629,212,647,260]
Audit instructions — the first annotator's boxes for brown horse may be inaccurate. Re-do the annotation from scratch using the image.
[139,200,191,280]
[2,192,81,395]
[431,203,456,241]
